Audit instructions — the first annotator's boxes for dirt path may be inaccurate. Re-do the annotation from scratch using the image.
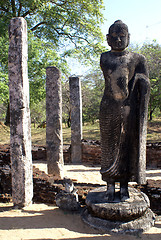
[0,202,160,240]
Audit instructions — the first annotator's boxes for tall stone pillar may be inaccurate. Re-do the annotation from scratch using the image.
[69,77,82,163]
[46,67,64,179]
[8,17,33,207]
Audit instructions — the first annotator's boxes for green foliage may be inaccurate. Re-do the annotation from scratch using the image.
[82,68,104,123]
[61,64,105,126]
[28,32,69,105]
[30,99,46,123]
[0,119,161,145]
[0,36,9,116]
[130,41,161,120]
[62,80,71,126]
[0,0,105,63]
[0,72,9,104]
[0,0,105,121]
[0,35,9,73]
[140,41,161,120]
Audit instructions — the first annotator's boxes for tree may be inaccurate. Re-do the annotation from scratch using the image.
[139,41,161,120]
[129,41,161,120]
[61,65,105,127]
[0,0,105,122]
[0,0,105,69]
[0,72,9,122]
[81,65,104,124]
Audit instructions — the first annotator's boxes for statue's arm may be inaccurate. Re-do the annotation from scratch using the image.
[135,54,149,78]
[133,54,150,94]
[100,52,109,71]
[100,53,104,71]
[135,54,150,184]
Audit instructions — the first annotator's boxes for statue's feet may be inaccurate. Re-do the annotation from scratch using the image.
[120,186,129,202]
[106,182,115,202]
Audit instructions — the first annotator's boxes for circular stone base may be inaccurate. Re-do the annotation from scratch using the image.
[82,207,155,234]
[85,186,150,221]
[82,187,155,234]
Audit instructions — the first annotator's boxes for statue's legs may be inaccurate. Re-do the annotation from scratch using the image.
[120,180,129,201]
[106,181,115,202]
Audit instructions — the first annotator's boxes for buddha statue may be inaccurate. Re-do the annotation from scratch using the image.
[99,20,150,201]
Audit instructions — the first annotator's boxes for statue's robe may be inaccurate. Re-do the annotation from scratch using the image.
[99,50,150,184]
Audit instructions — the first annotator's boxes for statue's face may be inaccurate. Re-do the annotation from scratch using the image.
[107,25,129,51]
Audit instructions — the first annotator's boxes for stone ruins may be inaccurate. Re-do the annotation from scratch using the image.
[7,17,84,206]
[7,17,155,234]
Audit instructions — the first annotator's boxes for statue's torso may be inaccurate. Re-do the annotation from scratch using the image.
[100,51,145,102]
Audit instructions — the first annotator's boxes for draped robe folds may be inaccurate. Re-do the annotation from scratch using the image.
[99,51,150,185]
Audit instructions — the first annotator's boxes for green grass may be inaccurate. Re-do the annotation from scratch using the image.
[82,122,100,141]
[30,122,101,145]
[0,122,10,145]
[0,119,161,145]
[30,122,100,145]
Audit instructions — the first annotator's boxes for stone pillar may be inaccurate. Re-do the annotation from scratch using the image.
[69,77,82,163]
[46,67,64,179]
[8,17,33,207]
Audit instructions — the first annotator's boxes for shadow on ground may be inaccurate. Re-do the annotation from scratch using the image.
[0,204,161,240]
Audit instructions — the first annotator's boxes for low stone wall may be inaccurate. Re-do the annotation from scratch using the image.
[82,140,161,168]
[82,141,101,165]
[1,141,161,168]
[146,143,161,168]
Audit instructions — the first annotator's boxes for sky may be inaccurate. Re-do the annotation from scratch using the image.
[102,0,161,46]
[70,0,161,75]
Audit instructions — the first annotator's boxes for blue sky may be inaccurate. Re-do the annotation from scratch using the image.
[102,0,161,45]
[70,0,161,75]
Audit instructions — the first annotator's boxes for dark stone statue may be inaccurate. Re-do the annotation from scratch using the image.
[99,20,150,202]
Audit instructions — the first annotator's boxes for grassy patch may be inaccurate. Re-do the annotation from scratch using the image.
[0,119,161,145]
[31,125,46,145]
[82,122,100,141]
[0,122,10,145]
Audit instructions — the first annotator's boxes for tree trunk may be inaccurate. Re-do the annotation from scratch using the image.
[5,102,10,126]
[67,110,71,128]
[149,106,157,121]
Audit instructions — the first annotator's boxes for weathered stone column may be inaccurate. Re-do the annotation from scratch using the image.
[69,77,82,163]
[46,67,64,179]
[8,17,33,207]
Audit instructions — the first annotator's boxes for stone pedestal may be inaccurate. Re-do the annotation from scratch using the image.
[69,77,82,163]
[46,66,64,179]
[8,17,33,207]
[82,186,155,234]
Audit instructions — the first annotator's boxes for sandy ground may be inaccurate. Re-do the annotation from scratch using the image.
[0,164,161,240]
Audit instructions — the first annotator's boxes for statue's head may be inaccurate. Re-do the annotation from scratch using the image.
[107,20,130,51]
